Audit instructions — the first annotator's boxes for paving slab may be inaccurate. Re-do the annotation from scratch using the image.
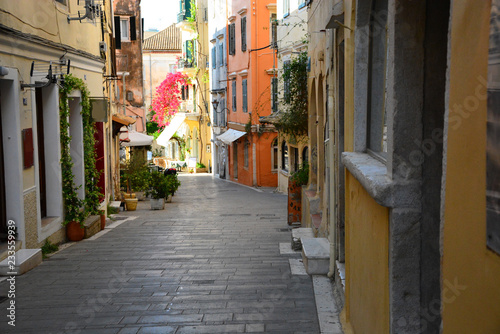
[0,175,322,333]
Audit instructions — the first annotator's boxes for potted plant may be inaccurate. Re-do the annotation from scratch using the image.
[146,171,169,210]
[288,162,309,226]
[165,173,181,200]
[122,154,150,210]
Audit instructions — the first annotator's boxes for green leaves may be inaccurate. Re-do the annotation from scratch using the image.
[59,74,101,226]
[276,52,309,140]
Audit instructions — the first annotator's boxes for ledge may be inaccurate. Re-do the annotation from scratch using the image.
[237,7,247,15]
[238,69,248,77]
[342,152,420,208]
[228,15,236,23]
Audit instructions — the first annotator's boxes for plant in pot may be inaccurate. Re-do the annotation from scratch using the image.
[146,171,169,210]
[288,162,309,226]
[122,154,150,210]
[165,174,181,202]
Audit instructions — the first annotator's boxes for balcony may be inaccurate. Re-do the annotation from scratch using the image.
[177,59,196,70]
[177,0,192,23]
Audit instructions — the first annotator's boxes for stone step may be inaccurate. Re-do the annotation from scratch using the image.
[291,228,314,251]
[301,238,330,275]
[0,249,42,276]
[0,241,22,262]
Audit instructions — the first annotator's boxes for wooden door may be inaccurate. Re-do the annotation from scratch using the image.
[35,88,47,218]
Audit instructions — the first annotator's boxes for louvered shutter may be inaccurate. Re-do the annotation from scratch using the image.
[229,23,235,55]
[242,79,247,113]
[241,17,247,52]
[272,78,278,112]
[232,80,236,111]
[114,16,121,50]
[130,16,136,41]
[212,47,216,69]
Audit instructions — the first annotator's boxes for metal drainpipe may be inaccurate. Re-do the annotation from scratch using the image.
[120,72,130,114]
[327,40,337,279]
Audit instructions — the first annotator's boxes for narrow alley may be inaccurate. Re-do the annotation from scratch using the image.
[0,175,323,333]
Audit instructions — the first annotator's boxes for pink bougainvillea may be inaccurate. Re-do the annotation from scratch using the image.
[150,72,189,128]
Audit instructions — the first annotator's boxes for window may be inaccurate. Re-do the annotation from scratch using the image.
[283,60,291,103]
[242,79,248,113]
[212,47,216,69]
[272,77,278,112]
[218,43,224,66]
[487,0,500,255]
[299,0,307,9]
[120,18,130,41]
[281,141,289,172]
[302,146,308,164]
[367,0,389,157]
[272,138,278,170]
[244,140,249,168]
[284,0,290,17]
[271,14,278,49]
[232,80,237,111]
[241,17,247,52]
[229,23,236,55]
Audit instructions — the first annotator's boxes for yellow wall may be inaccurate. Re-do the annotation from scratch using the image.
[441,1,500,332]
[344,172,390,334]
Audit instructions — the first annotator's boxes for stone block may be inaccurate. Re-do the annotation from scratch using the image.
[0,249,42,276]
[84,215,101,239]
[301,238,330,275]
[291,227,314,251]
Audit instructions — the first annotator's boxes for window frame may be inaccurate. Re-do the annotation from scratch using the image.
[244,140,249,168]
[120,18,130,42]
[281,140,289,172]
[272,138,279,171]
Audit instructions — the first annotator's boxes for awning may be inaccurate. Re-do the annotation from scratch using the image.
[112,113,136,136]
[156,113,187,147]
[121,130,154,147]
[216,129,247,145]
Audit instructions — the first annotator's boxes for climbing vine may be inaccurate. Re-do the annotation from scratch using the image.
[59,74,101,226]
[275,51,309,139]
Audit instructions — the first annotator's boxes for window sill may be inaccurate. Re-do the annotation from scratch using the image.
[284,13,290,19]
[342,152,420,208]
[298,2,307,10]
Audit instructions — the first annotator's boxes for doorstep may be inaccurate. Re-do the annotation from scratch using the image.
[0,249,42,276]
[302,237,330,275]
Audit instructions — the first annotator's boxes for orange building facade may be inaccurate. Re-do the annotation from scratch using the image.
[226,0,278,187]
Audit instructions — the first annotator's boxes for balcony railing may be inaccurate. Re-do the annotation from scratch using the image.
[177,59,196,70]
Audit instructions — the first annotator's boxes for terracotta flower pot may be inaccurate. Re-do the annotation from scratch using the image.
[66,221,84,241]
[100,212,106,230]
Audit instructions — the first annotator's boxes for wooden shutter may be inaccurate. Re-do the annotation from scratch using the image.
[272,78,278,112]
[242,79,247,113]
[130,16,136,41]
[232,80,236,111]
[219,43,224,65]
[212,47,216,69]
[241,17,247,52]
[114,16,121,49]
[229,23,235,55]
[182,85,185,100]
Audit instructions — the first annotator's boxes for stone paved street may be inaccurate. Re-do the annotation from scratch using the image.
[0,175,320,333]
